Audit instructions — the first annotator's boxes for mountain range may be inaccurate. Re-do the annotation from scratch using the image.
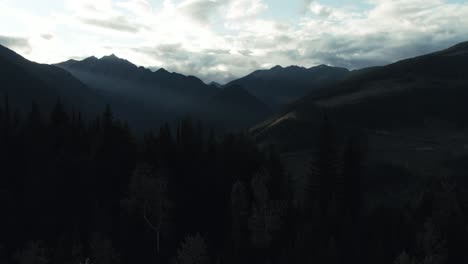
[1,44,350,131]
[2,40,468,144]
[254,41,468,141]
[251,41,468,186]
[0,45,278,131]
[225,64,349,107]
[57,55,286,130]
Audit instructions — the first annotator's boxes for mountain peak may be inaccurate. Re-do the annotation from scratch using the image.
[101,54,120,60]
[99,54,137,69]
[285,65,307,71]
[83,56,98,62]
[209,81,222,88]
[311,64,329,69]
[271,65,283,70]
[156,68,169,74]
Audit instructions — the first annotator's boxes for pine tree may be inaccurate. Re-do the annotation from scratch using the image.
[340,135,365,262]
[342,135,365,218]
[102,104,113,131]
[230,181,249,261]
[50,98,69,127]
[306,112,340,218]
[27,102,42,129]
[266,145,287,200]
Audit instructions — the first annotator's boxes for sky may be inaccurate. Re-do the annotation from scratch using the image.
[1,0,468,83]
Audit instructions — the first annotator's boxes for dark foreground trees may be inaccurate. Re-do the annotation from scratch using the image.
[1,99,468,264]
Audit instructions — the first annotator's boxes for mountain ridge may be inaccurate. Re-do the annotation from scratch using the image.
[57,55,217,100]
[56,53,271,130]
[0,44,105,115]
[252,40,468,150]
[225,63,350,107]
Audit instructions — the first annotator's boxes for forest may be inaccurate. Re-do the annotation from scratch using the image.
[1,96,467,264]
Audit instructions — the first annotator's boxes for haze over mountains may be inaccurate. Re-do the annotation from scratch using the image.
[0,43,278,131]
[2,40,468,138]
[57,54,280,130]
[0,44,105,115]
[1,44,355,131]
[57,54,219,129]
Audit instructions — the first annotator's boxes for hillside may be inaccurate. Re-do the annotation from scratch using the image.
[200,84,272,129]
[226,64,349,107]
[254,41,468,146]
[0,44,105,115]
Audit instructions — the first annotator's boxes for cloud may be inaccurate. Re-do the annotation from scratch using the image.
[80,16,141,33]
[286,0,468,70]
[175,0,268,24]
[64,0,148,34]
[178,0,224,24]
[3,0,468,83]
[40,34,54,40]
[0,35,32,53]
[133,43,261,83]
[127,0,468,83]
[117,0,153,15]
[225,0,267,20]
[309,2,333,17]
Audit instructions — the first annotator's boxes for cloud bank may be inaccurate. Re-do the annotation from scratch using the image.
[0,35,32,54]
[1,0,468,83]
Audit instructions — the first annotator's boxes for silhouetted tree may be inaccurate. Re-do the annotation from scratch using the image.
[175,233,210,264]
[230,181,249,263]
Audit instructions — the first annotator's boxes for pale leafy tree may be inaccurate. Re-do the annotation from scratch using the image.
[175,233,209,264]
[230,181,249,254]
[127,163,173,257]
[249,170,271,249]
[432,175,460,229]
[418,218,446,264]
[69,242,84,264]
[394,251,416,264]
[15,241,49,264]
[79,258,91,264]
[251,169,270,205]
[421,255,445,264]
[89,232,117,264]
[248,170,287,249]
[231,181,249,219]
[416,176,458,264]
